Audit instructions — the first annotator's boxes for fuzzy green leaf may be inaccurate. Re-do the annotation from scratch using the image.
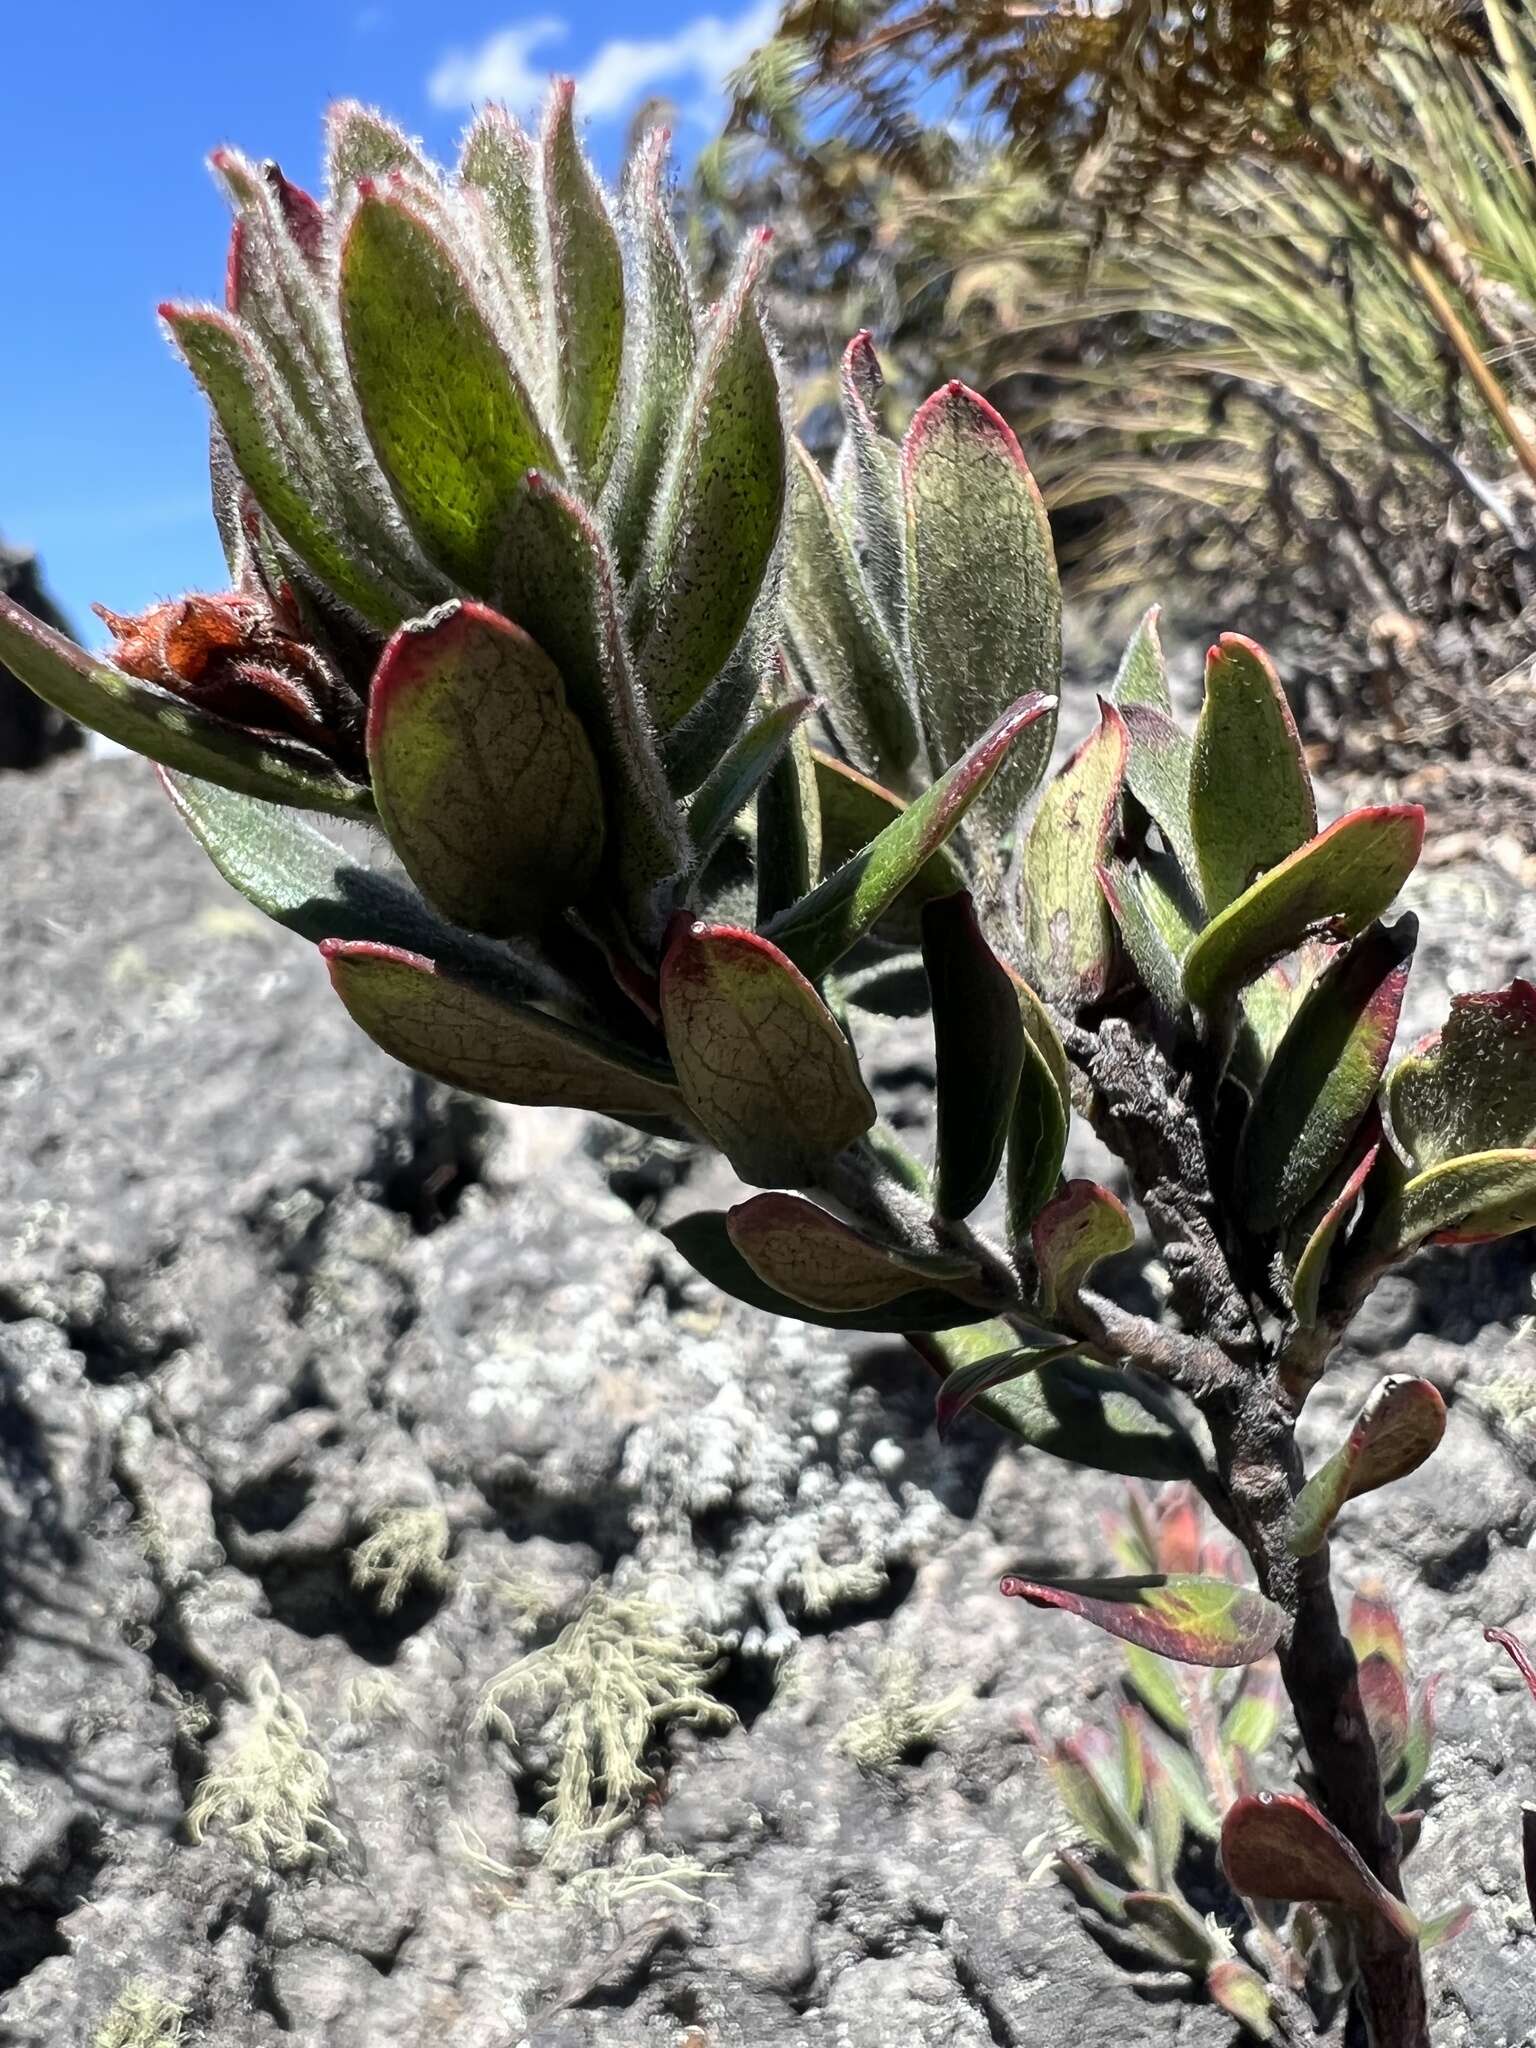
[326,101,424,190]
[1289,1122,1382,1328]
[1189,635,1315,914]
[603,127,699,583]
[811,750,966,944]
[1031,1179,1135,1314]
[1123,1892,1221,1970]
[765,693,1055,983]
[322,940,683,1118]
[458,106,544,344]
[688,693,813,873]
[1123,1645,1190,1735]
[664,1210,991,1332]
[1392,1147,1536,1247]
[1043,1737,1145,1869]
[1002,1572,1286,1668]
[1021,701,1129,1007]
[541,82,625,483]
[1111,604,1171,715]
[755,710,823,924]
[1206,1960,1275,2039]
[1388,979,1536,1169]
[495,473,688,939]
[1237,917,1416,1230]
[785,439,920,788]
[726,1192,977,1313]
[659,921,876,1185]
[1120,704,1200,886]
[1182,806,1425,1012]
[923,892,1025,1221]
[0,596,369,816]
[1098,855,1186,1019]
[1359,1651,1412,1785]
[833,332,908,647]
[162,306,411,631]
[903,380,1059,849]
[934,1338,1077,1438]
[1290,1375,1446,1556]
[921,1324,1209,1482]
[366,600,603,937]
[1006,976,1071,1239]
[161,771,542,991]
[633,232,785,730]
[1220,1792,1419,1942]
[340,185,556,592]
[1221,1659,1284,1758]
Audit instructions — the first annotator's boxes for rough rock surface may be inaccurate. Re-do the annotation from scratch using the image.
[1,750,1534,2048]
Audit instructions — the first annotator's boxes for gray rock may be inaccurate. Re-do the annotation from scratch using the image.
[0,752,1533,2048]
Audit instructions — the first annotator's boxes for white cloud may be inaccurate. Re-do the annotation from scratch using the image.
[428,1,778,122]
[428,18,570,111]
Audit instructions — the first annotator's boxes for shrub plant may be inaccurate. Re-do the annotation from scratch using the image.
[2,85,1534,2047]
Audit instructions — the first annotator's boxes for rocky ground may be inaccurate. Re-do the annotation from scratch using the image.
[2,734,1535,2048]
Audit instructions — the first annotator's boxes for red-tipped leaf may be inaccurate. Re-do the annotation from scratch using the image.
[1000,1571,1286,1668]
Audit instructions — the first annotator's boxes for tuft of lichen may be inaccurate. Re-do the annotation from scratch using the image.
[835,1653,970,1771]
[476,1590,734,1852]
[186,1663,341,1870]
[92,1983,188,2048]
[349,1504,452,1614]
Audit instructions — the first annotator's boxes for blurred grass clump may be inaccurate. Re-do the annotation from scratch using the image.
[705,0,1536,848]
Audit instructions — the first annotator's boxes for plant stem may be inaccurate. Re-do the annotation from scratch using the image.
[1215,1387,1429,2048]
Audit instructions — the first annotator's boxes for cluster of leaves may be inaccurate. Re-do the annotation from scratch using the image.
[1035,1489,1457,2039]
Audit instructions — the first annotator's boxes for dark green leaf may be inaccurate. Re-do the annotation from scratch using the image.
[1189,635,1315,914]
[1237,917,1416,1230]
[659,920,876,1185]
[811,749,966,945]
[367,599,603,936]
[920,1323,1210,1483]
[755,710,822,924]
[766,693,1054,983]
[687,692,813,872]
[663,1210,991,1331]
[923,892,1024,1220]
[162,770,543,990]
[1007,985,1070,1237]
[1120,704,1199,884]
[1183,806,1425,1012]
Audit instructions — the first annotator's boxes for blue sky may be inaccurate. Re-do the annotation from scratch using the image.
[1,1,775,642]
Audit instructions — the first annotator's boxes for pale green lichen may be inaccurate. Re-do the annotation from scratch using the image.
[799,1549,889,1619]
[186,1663,341,1870]
[834,1653,970,1771]
[476,1590,734,1851]
[92,1982,188,2048]
[456,1824,718,1913]
[349,1505,452,1613]
[343,1672,404,1726]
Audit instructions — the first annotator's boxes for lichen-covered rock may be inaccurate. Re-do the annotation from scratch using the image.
[1,751,1533,2045]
